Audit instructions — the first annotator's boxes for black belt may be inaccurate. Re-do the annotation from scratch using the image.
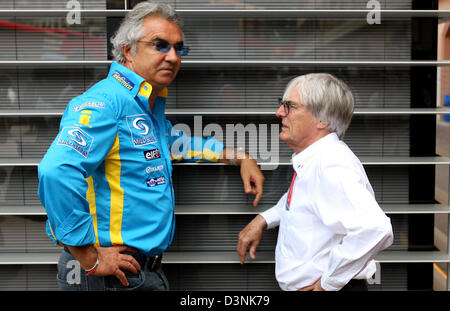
[128,252,163,271]
[63,247,162,271]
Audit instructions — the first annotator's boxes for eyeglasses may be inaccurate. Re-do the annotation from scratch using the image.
[278,98,296,115]
[138,39,190,56]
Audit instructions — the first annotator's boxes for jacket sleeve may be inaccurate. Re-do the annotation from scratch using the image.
[313,160,393,291]
[165,120,224,163]
[260,192,288,229]
[38,95,117,247]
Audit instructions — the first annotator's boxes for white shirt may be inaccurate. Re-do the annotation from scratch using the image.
[261,133,393,291]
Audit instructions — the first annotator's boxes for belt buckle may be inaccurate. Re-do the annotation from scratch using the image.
[150,255,159,270]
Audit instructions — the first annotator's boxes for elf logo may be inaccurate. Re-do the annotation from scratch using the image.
[143,148,161,161]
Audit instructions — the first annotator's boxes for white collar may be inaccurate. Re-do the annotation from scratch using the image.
[291,133,339,172]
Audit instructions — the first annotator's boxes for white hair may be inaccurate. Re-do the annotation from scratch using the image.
[110,1,183,64]
[283,73,354,139]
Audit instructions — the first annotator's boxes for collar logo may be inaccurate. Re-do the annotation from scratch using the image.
[112,70,135,91]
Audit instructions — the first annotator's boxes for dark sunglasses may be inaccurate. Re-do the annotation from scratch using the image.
[278,98,296,115]
[138,39,190,56]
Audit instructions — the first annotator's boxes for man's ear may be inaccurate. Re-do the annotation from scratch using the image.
[317,120,329,130]
[122,45,134,64]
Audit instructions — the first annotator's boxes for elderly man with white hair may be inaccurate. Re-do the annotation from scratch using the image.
[237,73,393,291]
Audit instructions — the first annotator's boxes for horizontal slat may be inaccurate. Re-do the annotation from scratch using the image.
[259,157,450,166]
[375,251,450,263]
[0,205,45,215]
[0,67,413,110]
[176,204,450,215]
[382,204,450,214]
[168,251,450,264]
[0,165,412,206]
[0,263,405,291]
[1,157,448,167]
[0,214,406,252]
[1,250,449,265]
[352,156,450,165]
[181,60,450,67]
[0,252,58,265]
[0,60,449,67]
[0,10,449,18]
[1,108,449,117]
[1,17,413,61]
[168,108,450,115]
[1,204,449,216]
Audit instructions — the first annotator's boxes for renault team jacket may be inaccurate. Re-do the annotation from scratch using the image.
[38,62,224,256]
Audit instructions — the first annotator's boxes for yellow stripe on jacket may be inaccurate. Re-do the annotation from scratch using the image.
[188,149,221,162]
[86,176,100,247]
[104,134,125,245]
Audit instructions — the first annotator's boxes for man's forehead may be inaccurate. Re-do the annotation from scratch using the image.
[286,85,301,102]
[145,34,183,44]
[140,15,183,41]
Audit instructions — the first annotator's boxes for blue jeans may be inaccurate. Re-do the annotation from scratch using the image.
[56,248,169,291]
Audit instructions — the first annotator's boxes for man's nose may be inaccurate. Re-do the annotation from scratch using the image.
[164,46,179,62]
[275,105,285,118]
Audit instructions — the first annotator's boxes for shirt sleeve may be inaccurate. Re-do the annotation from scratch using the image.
[38,95,117,247]
[165,120,224,163]
[312,159,394,291]
[260,192,288,229]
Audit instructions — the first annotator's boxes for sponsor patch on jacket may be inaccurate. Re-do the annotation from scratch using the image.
[143,148,161,161]
[73,102,105,112]
[146,176,166,187]
[126,115,157,147]
[146,165,164,174]
[78,110,92,127]
[112,70,135,91]
[57,127,94,158]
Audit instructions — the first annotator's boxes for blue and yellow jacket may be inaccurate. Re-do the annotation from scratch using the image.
[38,62,224,256]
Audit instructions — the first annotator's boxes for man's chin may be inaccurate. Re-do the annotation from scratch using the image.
[279,133,288,143]
[150,78,175,90]
[156,76,176,86]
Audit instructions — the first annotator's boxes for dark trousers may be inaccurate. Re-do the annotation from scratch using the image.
[57,248,169,291]
[340,279,369,291]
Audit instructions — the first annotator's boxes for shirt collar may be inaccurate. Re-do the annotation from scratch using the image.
[291,132,339,172]
[107,62,168,100]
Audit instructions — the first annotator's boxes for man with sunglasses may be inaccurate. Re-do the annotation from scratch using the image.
[237,73,393,291]
[38,1,264,291]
